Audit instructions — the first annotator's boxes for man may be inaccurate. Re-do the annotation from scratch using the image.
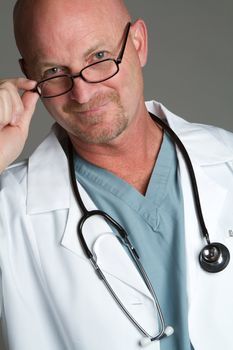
[0,1,232,349]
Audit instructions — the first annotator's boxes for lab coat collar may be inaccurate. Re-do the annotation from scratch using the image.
[27,124,70,214]
[25,101,231,305]
[24,101,233,339]
[27,100,233,215]
[146,101,233,166]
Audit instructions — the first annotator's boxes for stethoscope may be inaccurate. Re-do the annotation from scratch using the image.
[67,113,230,346]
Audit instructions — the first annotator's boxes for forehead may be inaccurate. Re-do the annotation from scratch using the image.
[31,27,119,71]
[27,12,121,67]
[14,0,131,74]
[14,0,132,73]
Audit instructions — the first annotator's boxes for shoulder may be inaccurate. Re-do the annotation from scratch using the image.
[201,123,233,151]
[178,118,233,154]
[146,100,233,164]
[0,160,28,192]
[0,123,66,191]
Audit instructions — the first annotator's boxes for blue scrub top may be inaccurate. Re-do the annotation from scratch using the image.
[74,133,194,350]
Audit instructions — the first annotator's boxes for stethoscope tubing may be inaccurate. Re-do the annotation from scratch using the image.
[89,250,165,340]
[66,112,230,344]
[67,112,230,272]
[148,113,210,243]
[147,114,230,273]
[67,136,168,340]
[68,113,210,246]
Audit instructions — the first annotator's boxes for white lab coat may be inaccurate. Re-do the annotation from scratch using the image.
[0,101,233,350]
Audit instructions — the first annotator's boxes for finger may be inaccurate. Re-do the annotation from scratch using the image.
[0,88,14,128]
[0,78,37,92]
[0,79,38,125]
[15,90,39,130]
[3,84,25,123]
[22,90,40,114]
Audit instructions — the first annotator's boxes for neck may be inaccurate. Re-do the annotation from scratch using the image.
[69,111,163,194]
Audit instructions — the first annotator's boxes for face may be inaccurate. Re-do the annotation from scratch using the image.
[18,0,148,146]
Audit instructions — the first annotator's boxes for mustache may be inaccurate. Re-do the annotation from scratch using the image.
[63,92,120,114]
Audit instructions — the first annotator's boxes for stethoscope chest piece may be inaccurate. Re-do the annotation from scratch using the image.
[199,242,230,273]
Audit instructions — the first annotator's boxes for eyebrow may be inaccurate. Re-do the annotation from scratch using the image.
[83,41,108,58]
[30,55,59,72]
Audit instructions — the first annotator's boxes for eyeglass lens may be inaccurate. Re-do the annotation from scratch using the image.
[38,60,118,98]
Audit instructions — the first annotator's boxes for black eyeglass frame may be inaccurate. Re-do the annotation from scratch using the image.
[32,22,131,98]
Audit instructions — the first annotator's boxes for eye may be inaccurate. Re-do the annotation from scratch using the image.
[43,66,65,79]
[94,51,108,61]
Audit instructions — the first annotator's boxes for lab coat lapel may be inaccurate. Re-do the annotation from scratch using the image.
[27,124,154,301]
[146,100,233,166]
[61,182,155,302]
[27,126,70,214]
[147,102,233,349]
[175,154,228,303]
[177,156,233,350]
[161,102,230,242]
[152,101,233,350]
[153,102,230,302]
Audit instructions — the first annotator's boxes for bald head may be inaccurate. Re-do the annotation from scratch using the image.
[13,0,148,146]
[14,0,131,60]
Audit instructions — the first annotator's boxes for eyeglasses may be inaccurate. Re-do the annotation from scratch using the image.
[33,22,131,99]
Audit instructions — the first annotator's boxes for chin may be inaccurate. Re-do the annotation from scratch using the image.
[68,117,129,145]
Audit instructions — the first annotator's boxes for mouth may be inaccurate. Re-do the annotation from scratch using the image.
[73,101,109,116]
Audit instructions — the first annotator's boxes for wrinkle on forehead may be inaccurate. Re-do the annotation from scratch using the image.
[14,0,131,59]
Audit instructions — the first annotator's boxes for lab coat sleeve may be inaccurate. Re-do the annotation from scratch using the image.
[0,170,12,319]
[0,174,5,318]
[0,180,3,318]
[0,163,28,320]
[0,269,2,318]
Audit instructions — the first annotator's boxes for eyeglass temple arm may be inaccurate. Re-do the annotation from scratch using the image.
[116,22,131,64]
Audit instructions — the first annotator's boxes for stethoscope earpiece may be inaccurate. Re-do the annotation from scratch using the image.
[199,242,230,273]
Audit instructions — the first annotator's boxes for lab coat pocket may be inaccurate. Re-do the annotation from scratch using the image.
[92,233,160,336]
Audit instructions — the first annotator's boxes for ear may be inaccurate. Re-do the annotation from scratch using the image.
[130,19,148,67]
[19,58,29,78]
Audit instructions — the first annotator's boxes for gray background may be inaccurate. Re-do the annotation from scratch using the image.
[0,1,232,348]
[0,0,233,164]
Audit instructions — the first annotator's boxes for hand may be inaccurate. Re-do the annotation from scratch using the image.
[0,78,39,173]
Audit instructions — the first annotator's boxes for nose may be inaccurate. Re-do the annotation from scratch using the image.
[70,76,98,104]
